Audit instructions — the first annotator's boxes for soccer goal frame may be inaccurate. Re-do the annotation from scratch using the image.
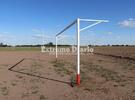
[55,18,109,85]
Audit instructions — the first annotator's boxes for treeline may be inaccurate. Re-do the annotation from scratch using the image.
[0,43,11,47]
[88,44,135,47]
[16,42,54,47]
[0,42,55,47]
[16,44,41,47]
[0,42,135,47]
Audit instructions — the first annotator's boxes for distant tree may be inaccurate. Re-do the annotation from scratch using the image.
[0,43,3,46]
[112,44,119,47]
[88,44,92,47]
[125,45,129,47]
[0,43,8,47]
[46,42,53,46]
[107,44,110,46]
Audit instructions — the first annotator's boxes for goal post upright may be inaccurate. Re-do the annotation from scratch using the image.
[77,18,80,85]
[55,36,58,60]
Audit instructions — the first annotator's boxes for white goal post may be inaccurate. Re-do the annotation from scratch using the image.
[55,18,109,85]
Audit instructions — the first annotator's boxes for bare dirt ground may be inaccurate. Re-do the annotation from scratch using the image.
[94,46,135,59]
[0,49,135,100]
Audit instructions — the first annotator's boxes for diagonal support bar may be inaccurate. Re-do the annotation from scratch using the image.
[79,18,109,22]
[80,20,109,31]
[56,20,77,37]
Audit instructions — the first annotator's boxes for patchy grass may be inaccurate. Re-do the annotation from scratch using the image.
[39,95,48,100]
[30,86,39,94]
[16,74,24,79]
[81,61,126,82]
[32,61,43,68]
[28,61,43,75]
[0,64,9,70]
[123,62,135,70]
[0,82,9,96]
[22,92,30,98]
[51,60,73,76]
[0,86,9,96]
[11,80,19,86]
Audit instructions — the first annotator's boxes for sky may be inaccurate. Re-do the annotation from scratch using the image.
[0,0,135,45]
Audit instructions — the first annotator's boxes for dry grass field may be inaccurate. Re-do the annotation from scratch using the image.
[0,47,135,100]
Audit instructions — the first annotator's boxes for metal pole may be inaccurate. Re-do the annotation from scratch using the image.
[56,37,58,60]
[42,30,45,46]
[77,18,80,85]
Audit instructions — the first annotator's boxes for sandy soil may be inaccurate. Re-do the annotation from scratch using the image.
[0,50,135,100]
[94,46,135,59]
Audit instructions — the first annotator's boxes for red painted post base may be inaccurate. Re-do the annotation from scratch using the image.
[76,74,80,85]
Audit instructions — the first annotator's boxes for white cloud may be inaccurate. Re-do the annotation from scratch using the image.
[0,34,3,37]
[32,29,45,34]
[0,34,7,38]
[58,34,71,38]
[32,34,43,38]
[32,34,55,39]
[0,32,13,38]
[57,34,76,40]
[119,18,135,28]
[0,32,16,45]
[107,32,112,35]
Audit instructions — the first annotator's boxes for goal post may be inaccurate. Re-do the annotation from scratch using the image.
[55,18,109,85]
[77,18,80,85]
